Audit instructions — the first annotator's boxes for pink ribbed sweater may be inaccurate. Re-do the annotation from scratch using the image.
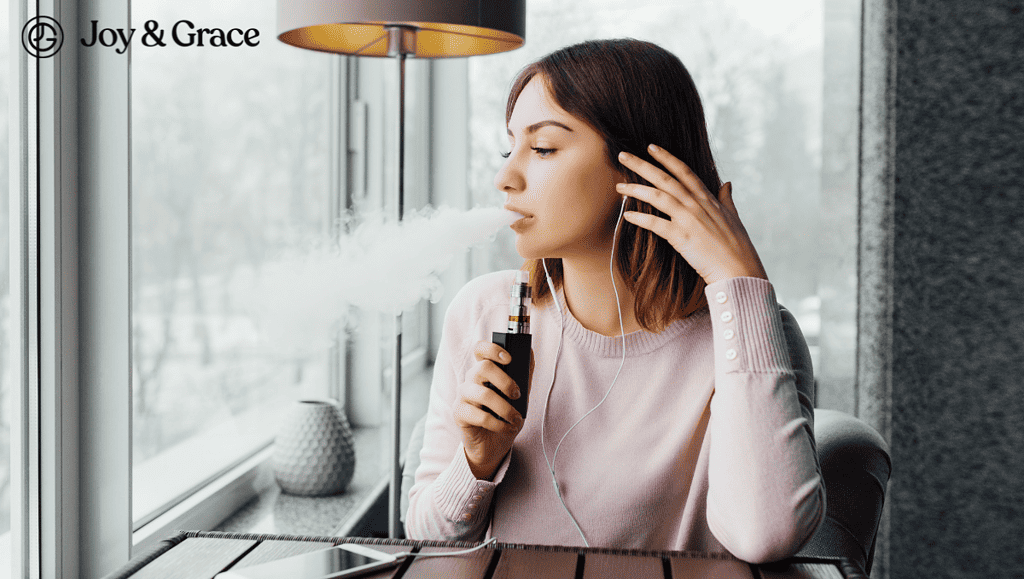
[406,271,824,563]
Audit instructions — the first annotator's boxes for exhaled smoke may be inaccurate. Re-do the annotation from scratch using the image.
[243,205,521,355]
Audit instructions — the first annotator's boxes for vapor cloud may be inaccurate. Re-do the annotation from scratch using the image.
[241,206,520,355]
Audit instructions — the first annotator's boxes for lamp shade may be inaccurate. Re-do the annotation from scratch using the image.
[277,0,526,57]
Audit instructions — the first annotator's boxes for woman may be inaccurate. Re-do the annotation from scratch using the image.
[406,38,824,563]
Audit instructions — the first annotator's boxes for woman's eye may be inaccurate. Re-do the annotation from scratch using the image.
[501,147,555,159]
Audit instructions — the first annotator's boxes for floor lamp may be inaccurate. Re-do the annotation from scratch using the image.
[277,0,526,538]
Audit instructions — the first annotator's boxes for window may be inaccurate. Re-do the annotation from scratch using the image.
[130,0,441,547]
[130,0,334,530]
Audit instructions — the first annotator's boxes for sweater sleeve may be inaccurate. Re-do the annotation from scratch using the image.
[703,277,826,563]
[404,279,513,541]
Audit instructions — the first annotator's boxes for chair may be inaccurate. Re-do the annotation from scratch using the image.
[779,305,892,575]
[797,408,892,576]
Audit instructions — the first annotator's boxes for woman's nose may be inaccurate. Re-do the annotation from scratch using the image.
[494,150,525,195]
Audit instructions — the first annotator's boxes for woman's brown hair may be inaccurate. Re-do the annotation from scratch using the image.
[507,38,722,331]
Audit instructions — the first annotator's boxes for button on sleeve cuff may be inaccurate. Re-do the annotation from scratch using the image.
[704,277,792,374]
[431,444,504,525]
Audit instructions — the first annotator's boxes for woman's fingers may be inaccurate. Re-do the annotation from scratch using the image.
[472,381,522,423]
[618,209,679,242]
[458,343,530,480]
[644,144,715,199]
[474,341,511,364]
[455,375,523,433]
[471,348,521,399]
[456,348,523,431]
[618,148,715,208]
[615,182,685,217]
[646,145,725,220]
[616,146,768,285]
[453,398,519,433]
[471,342,519,408]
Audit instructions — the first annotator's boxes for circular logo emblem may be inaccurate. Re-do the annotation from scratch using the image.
[22,16,64,58]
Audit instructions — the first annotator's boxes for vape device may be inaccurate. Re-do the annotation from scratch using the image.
[487,270,532,419]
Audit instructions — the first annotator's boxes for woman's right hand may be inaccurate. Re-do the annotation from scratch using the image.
[453,342,531,481]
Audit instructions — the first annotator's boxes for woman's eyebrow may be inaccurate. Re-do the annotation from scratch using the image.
[507,120,575,137]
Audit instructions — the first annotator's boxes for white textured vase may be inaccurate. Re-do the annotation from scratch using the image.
[272,399,356,496]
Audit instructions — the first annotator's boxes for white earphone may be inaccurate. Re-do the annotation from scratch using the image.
[539,194,629,547]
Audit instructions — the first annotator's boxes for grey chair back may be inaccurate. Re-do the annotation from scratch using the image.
[798,408,892,575]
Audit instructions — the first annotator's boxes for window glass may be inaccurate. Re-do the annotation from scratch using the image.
[469,0,840,376]
[131,0,333,525]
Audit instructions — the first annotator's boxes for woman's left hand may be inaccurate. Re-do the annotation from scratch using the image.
[616,144,769,286]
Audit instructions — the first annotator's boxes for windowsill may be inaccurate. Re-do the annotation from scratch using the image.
[212,369,432,537]
[133,391,297,530]
[212,426,389,536]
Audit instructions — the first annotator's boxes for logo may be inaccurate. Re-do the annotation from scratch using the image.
[79,20,261,52]
[23,16,64,58]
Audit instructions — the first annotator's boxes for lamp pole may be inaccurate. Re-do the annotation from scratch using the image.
[277,0,525,540]
[386,24,415,539]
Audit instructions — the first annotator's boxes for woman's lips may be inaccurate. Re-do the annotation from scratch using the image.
[504,206,532,231]
[510,216,531,232]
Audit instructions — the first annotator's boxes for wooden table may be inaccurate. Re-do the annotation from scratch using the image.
[104,531,864,579]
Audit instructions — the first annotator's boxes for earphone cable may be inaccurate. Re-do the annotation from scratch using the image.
[539,195,629,547]
[392,537,498,560]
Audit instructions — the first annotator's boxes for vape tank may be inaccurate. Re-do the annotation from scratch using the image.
[488,270,532,419]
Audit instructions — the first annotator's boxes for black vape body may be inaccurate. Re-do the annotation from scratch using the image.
[491,331,532,419]
[483,271,532,422]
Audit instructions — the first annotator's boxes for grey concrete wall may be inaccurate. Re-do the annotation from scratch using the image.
[861,1,1024,577]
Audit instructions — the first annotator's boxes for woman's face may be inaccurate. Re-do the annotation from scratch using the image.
[496,76,625,261]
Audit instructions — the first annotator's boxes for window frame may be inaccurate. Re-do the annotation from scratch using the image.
[10,1,454,576]
[12,0,133,577]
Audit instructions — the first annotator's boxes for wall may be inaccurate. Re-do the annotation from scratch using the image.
[860,1,1024,576]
